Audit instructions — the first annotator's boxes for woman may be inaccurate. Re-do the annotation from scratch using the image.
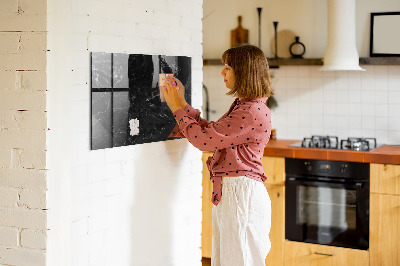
[162,44,273,266]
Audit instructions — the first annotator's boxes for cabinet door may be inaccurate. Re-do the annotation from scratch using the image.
[370,193,400,266]
[202,152,213,258]
[261,156,285,185]
[370,163,400,195]
[264,184,284,266]
[284,241,369,266]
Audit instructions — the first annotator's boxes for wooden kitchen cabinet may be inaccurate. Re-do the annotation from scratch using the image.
[370,193,400,266]
[201,154,286,266]
[370,163,400,266]
[284,241,369,266]
[202,152,213,258]
[262,156,285,266]
[264,184,285,266]
[261,156,285,186]
[370,163,400,195]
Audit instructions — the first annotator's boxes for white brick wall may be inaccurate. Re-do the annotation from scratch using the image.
[0,187,19,208]
[21,229,47,250]
[2,0,204,265]
[47,1,203,266]
[0,0,48,265]
[0,227,19,247]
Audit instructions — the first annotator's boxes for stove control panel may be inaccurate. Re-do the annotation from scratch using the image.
[286,158,369,181]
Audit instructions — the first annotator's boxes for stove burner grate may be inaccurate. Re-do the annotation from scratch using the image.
[301,135,339,149]
[340,137,377,151]
[298,136,378,151]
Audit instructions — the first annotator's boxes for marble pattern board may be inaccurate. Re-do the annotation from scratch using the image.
[91,52,191,150]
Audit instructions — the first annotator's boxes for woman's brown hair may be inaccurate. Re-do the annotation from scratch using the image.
[221,44,273,99]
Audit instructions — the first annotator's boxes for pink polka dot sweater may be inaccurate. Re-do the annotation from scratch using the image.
[170,97,272,206]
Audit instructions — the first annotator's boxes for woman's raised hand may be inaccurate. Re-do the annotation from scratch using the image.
[161,76,185,113]
[169,76,187,108]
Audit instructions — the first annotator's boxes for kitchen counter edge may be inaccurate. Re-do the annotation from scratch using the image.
[263,139,400,165]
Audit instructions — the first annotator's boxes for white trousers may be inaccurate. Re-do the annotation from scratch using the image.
[212,176,271,266]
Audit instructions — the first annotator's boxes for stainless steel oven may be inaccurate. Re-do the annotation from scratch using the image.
[285,158,369,250]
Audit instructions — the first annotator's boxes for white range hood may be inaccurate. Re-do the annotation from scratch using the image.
[320,0,365,71]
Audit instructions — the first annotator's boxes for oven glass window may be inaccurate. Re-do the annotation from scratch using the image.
[297,186,356,230]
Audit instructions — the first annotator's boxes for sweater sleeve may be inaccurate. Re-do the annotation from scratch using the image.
[168,104,211,137]
[173,106,256,152]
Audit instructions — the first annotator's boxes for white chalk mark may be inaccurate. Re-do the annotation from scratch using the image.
[129,118,140,136]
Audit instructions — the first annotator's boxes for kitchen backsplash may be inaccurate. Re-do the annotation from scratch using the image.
[203,65,400,144]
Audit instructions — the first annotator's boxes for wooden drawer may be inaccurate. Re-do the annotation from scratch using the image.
[284,241,369,266]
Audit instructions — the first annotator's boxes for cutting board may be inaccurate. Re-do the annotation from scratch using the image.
[231,16,249,48]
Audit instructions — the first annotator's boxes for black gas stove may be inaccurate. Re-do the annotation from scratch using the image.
[289,135,381,151]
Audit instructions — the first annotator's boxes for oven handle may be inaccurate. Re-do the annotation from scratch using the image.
[286,177,364,189]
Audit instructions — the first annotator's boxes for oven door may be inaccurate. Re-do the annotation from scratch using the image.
[285,177,369,250]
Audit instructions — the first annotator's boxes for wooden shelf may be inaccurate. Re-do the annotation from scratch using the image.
[359,57,400,65]
[202,59,223,66]
[268,58,322,67]
[203,57,400,67]
[203,58,323,67]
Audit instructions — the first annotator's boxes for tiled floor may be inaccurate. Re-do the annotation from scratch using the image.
[202,257,211,266]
